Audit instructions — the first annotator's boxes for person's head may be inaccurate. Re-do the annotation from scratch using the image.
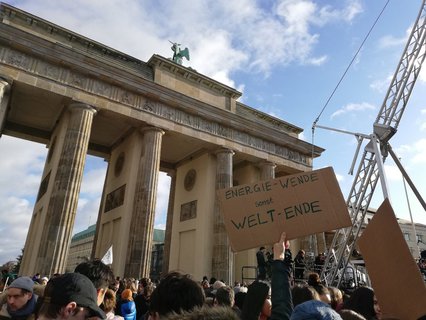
[74,259,114,306]
[291,283,319,307]
[307,272,321,287]
[214,286,234,307]
[201,280,209,289]
[121,289,133,301]
[298,250,305,257]
[343,286,381,320]
[101,289,117,314]
[109,280,120,293]
[241,280,270,320]
[41,277,49,286]
[209,277,217,286]
[212,280,226,294]
[259,247,265,252]
[143,283,154,299]
[7,277,34,312]
[37,273,106,320]
[148,271,205,319]
[138,277,150,294]
[126,281,137,294]
[328,287,343,310]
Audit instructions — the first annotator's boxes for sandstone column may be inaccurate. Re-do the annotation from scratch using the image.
[0,78,11,137]
[36,103,96,276]
[162,170,176,275]
[212,148,234,284]
[125,127,164,278]
[259,160,276,180]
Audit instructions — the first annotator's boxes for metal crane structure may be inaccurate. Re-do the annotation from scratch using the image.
[317,0,426,287]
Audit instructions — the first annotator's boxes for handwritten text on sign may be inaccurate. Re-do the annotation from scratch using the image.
[217,167,351,252]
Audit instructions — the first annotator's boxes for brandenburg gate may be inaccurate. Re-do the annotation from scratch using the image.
[0,3,323,283]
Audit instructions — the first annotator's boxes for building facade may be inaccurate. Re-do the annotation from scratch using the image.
[66,225,165,274]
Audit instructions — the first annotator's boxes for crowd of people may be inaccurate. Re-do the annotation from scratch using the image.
[0,234,425,320]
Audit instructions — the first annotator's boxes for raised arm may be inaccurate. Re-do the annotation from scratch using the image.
[270,232,293,320]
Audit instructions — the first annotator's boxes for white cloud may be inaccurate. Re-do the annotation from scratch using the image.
[411,139,426,164]
[80,166,107,196]
[384,164,403,182]
[330,102,376,119]
[0,136,46,198]
[306,55,328,66]
[0,196,33,263]
[377,35,407,50]
[314,0,363,25]
[335,173,345,183]
[394,138,426,166]
[370,74,393,93]
[73,196,103,234]
[13,0,362,79]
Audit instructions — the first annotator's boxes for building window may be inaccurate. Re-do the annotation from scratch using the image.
[403,233,410,241]
[417,234,423,243]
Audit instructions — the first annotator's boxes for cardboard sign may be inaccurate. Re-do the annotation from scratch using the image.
[217,167,351,251]
[358,199,426,320]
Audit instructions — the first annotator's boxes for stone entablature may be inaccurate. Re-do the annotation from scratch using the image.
[0,41,321,166]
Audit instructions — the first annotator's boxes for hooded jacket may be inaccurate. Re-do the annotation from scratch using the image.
[290,300,342,320]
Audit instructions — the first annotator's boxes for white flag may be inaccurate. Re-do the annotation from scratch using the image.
[101,245,113,265]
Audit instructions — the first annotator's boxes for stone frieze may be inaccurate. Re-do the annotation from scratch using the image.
[0,46,309,165]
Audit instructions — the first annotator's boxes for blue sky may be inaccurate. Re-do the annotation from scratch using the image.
[1,0,426,264]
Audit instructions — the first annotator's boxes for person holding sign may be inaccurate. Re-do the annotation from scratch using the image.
[269,232,293,320]
[256,247,268,280]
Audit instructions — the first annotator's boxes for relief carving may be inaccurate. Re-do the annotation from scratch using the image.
[104,184,126,213]
[6,51,30,69]
[93,80,111,96]
[143,101,156,112]
[180,200,197,221]
[120,91,134,105]
[69,72,86,88]
[44,63,60,79]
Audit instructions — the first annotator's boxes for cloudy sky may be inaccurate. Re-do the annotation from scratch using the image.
[1,0,426,264]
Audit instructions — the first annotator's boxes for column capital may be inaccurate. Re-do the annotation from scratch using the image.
[257,160,276,169]
[140,126,165,136]
[68,102,97,115]
[214,147,235,156]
